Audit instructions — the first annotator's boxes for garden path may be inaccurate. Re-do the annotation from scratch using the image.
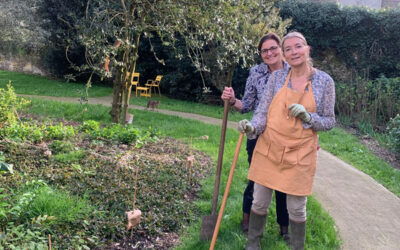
[21,94,400,250]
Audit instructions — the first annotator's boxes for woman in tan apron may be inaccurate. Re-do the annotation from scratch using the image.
[238,32,336,250]
[221,33,291,237]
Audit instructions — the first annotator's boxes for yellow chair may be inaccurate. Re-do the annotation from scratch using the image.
[126,72,140,96]
[145,75,163,96]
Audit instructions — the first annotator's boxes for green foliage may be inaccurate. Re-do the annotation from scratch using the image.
[0,82,30,126]
[387,114,400,153]
[21,186,93,225]
[0,223,48,249]
[335,75,400,126]
[45,123,75,140]
[1,122,44,142]
[53,150,85,163]
[0,0,48,56]
[0,179,95,249]
[79,120,100,133]
[48,140,75,154]
[83,121,160,146]
[278,0,400,79]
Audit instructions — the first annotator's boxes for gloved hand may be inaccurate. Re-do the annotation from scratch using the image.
[289,104,311,123]
[238,119,255,134]
[221,87,236,105]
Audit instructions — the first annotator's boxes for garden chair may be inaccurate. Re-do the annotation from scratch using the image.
[145,75,163,96]
[126,72,140,97]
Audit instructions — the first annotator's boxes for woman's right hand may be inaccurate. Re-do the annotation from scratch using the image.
[221,87,236,105]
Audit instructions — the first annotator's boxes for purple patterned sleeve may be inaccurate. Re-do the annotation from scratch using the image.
[241,67,258,113]
[303,71,336,131]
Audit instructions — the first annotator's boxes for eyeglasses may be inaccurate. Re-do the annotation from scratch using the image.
[260,46,279,55]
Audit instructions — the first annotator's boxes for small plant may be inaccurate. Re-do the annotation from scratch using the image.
[1,122,44,142]
[80,120,100,133]
[0,82,30,126]
[49,140,74,154]
[45,123,75,140]
[387,114,400,153]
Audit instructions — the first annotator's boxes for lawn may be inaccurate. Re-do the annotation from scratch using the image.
[0,70,112,97]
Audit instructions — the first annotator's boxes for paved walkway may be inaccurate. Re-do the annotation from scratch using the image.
[22,94,400,250]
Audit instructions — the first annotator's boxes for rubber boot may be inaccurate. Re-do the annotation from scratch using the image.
[290,221,306,250]
[241,213,250,234]
[245,211,267,250]
[280,225,290,244]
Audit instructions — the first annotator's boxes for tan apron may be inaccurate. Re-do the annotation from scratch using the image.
[248,70,318,196]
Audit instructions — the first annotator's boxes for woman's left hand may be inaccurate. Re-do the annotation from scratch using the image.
[289,104,311,123]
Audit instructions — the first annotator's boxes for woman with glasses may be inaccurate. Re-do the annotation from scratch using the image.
[238,31,336,250]
[221,32,290,239]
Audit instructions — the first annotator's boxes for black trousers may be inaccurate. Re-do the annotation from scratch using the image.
[243,137,289,227]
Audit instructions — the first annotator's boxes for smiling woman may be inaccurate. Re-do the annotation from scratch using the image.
[220,32,291,238]
[239,31,336,250]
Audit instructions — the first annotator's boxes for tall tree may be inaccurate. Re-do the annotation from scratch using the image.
[61,0,290,123]
[172,0,291,92]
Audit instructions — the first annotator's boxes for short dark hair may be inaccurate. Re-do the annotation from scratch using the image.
[258,32,281,52]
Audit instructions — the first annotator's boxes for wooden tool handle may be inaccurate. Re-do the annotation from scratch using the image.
[211,99,230,215]
[209,133,244,250]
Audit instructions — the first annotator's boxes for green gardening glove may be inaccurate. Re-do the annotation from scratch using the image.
[289,104,311,123]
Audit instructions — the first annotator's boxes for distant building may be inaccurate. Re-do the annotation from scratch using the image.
[311,0,400,9]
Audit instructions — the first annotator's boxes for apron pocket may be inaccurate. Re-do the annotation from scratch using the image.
[298,145,315,166]
[267,142,285,164]
[282,147,298,166]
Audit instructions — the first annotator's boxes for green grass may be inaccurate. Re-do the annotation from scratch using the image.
[22,186,92,224]
[0,70,112,97]
[23,98,341,249]
[319,127,400,197]
[129,95,253,122]
[12,71,400,246]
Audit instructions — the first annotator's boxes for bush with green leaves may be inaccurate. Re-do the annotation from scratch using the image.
[0,82,30,126]
[278,0,400,80]
[387,114,400,153]
[0,122,44,142]
[45,123,76,140]
[79,120,100,133]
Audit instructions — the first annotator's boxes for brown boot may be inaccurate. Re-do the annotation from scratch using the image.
[290,221,306,250]
[245,211,267,250]
[241,213,250,234]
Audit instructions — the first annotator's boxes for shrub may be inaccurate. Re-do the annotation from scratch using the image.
[387,114,400,153]
[45,123,75,140]
[0,122,44,142]
[0,82,30,126]
[79,120,100,133]
[278,0,400,79]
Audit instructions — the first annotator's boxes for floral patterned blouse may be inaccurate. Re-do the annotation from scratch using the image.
[250,68,336,139]
[241,62,290,114]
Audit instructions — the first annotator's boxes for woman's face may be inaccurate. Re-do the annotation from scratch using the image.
[260,39,282,66]
[282,37,310,67]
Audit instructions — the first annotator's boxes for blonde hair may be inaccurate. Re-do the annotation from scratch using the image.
[282,31,313,68]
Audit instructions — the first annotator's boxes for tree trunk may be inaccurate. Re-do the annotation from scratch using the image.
[110,70,123,123]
